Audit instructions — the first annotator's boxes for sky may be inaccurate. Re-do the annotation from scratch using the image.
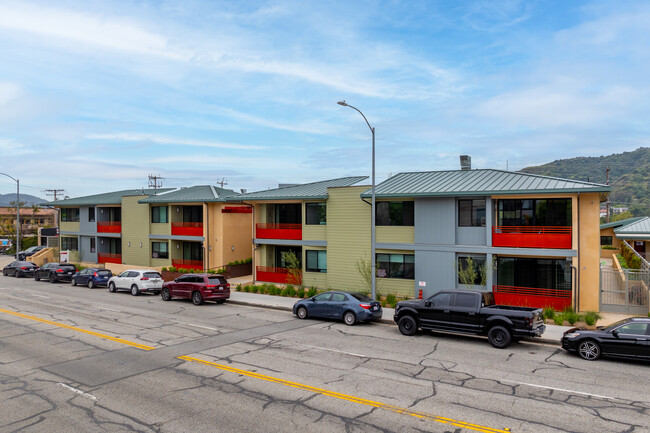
[1,0,649,200]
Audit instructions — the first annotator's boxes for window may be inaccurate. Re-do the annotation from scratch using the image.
[331,293,347,302]
[429,292,451,307]
[497,199,571,227]
[306,202,326,225]
[152,242,169,259]
[90,238,96,253]
[600,236,613,246]
[183,206,203,223]
[497,257,572,293]
[61,208,80,222]
[376,253,414,279]
[458,199,486,227]
[376,201,414,226]
[313,293,331,302]
[152,206,168,223]
[183,242,203,261]
[88,207,95,222]
[616,323,648,335]
[454,293,476,308]
[61,237,78,250]
[306,250,327,273]
[457,255,487,285]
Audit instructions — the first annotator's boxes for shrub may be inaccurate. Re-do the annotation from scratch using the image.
[565,311,580,325]
[243,285,251,292]
[267,285,278,296]
[542,307,555,321]
[161,267,168,272]
[236,284,242,292]
[250,285,259,293]
[243,257,252,264]
[257,285,266,294]
[283,286,297,297]
[584,311,602,326]
[386,294,397,308]
[297,289,305,298]
[306,287,318,298]
[169,266,178,272]
[553,314,565,326]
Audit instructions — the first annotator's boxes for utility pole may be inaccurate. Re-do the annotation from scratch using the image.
[605,166,611,223]
[44,189,66,201]
[148,174,164,190]
[216,178,228,188]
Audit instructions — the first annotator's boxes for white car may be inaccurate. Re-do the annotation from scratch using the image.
[107,269,163,296]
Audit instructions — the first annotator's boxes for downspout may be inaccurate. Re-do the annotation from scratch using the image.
[241,201,255,283]
[576,193,580,312]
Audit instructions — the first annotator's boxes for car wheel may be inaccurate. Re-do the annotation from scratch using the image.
[398,315,418,336]
[49,274,56,283]
[34,273,40,281]
[130,285,140,296]
[192,291,203,306]
[578,340,601,361]
[2,269,7,276]
[343,311,357,326]
[296,306,308,319]
[216,299,226,304]
[16,270,23,278]
[108,282,116,293]
[487,325,512,349]
[71,278,77,286]
[161,288,171,301]
[87,280,94,289]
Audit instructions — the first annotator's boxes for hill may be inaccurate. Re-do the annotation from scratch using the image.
[0,193,47,207]
[520,147,650,216]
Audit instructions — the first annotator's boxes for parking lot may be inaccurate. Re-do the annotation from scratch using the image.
[0,260,649,433]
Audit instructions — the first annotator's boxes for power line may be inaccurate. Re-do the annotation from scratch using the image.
[44,189,66,201]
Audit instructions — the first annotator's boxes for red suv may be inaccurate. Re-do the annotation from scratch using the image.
[161,273,230,305]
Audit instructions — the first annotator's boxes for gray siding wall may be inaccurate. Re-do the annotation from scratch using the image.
[79,235,97,263]
[79,206,97,235]
[414,198,455,245]
[456,227,486,245]
[414,251,456,298]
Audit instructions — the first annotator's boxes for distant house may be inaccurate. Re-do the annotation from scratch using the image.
[601,217,649,260]
[0,207,56,237]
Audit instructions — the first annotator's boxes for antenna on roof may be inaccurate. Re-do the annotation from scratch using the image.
[216,178,228,188]
[148,174,164,190]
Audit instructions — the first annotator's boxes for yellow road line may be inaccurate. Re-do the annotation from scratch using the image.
[0,307,155,351]
[178,355,511,433]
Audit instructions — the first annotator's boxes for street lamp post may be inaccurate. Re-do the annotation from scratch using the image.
[337,101,376,300]
[0,173,20,259]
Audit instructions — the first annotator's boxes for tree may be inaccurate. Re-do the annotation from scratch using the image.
[355,255,381,294]
[610,211,634,222]
[281,251,302,287]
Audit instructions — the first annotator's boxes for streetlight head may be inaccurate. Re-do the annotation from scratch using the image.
[337,100,348,106]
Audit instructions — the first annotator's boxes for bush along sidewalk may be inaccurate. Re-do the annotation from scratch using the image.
[541,307,602,327]
[235,283,407,307]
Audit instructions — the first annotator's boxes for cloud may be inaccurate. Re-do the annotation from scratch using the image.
[86,132,265,150]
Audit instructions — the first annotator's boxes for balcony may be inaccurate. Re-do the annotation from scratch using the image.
[256,223,302,240]
[171,222,203,237]
[493,285,571,310]
[172,259,203,271]
[98,253,122,264]
[256,266,302,285]
[492,226,572,249]
[97,221,122,233]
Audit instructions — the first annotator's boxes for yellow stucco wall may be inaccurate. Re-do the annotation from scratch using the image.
[577,193,602,312]
[206,203,253,270]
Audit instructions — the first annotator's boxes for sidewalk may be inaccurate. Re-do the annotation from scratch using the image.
[228,290,576,346]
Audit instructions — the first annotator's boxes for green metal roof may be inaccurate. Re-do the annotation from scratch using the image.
[138,185,238,204]
[361,169,610,198]
[233,176,368,201]
[600,217,644,230]
[43,188,174,207]
[614,217,650,235]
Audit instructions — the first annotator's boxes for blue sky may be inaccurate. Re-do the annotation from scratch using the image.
[1,0,648,199]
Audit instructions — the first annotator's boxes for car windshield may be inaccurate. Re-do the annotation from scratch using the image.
[96,270,111,276]
[208,276,227,285]
[350,293,373,302]
[61,265,76,270]
[144,272,162,278]
[603,319,632,331]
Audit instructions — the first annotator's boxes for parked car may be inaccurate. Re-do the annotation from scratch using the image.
[34,262,78,283]
[393,290,546,348]
[71,268,113,288]
[17,245,46,261]
[293,291,383,326]
[2,261,38,277]
[108,269,163,296]
[161,273,230,305]
[561,317,650,361]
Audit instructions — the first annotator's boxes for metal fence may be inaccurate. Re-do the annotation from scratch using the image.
[600,267,649,315]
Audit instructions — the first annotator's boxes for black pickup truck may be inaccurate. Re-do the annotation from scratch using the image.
[394,290,546,348]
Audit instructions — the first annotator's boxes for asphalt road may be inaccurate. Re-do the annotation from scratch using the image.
[0,273,648,433]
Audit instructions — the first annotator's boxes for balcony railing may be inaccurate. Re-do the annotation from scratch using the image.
[171,222,203,237]
[493,284,571,310]
[256,223,302,240]
[256,266,302,285]
[97,221,122,233]
[492,226,572,249]
[98,253,122,264]
[172,259,203,271]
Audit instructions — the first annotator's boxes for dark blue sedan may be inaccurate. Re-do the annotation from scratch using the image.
[71,268,113,288]
[293,291,382,326]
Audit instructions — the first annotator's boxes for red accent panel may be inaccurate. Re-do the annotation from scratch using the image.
[97,221,122,233]
[256,266,302,285]
[98,253,122,264]
[492,226,572,249]
[256,223,302,240]
[222,206,252,213]
[172,259,203,271]
[171,222,203,237]
[492,285,571,310]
